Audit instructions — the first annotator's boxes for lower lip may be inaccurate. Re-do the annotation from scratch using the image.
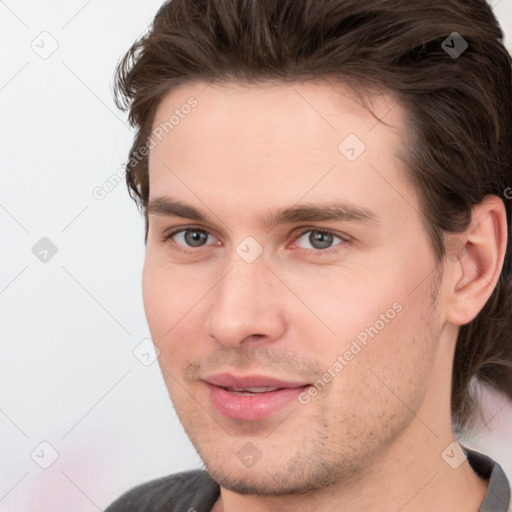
[206,383,309,421]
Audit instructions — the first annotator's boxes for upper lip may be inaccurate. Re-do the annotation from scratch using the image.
[203,373,309,390]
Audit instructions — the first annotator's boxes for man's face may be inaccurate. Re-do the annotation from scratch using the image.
[143,80,446,495]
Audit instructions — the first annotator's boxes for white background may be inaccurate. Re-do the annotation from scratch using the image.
[1,1,511,510]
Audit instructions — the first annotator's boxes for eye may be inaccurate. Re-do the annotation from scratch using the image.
[294,229,345,251]
[161,226,347,254]
[165,227,216,249]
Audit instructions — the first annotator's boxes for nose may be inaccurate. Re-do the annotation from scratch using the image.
[204,256,287,349]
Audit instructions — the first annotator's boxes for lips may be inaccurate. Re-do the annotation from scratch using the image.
[204,373,308,390]
[203,373,310,421]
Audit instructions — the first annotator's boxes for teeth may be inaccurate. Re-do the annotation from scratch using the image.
[227,387,280,393]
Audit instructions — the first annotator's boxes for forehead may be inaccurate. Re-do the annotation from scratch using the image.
[150,79,403,153]
[147,79,413,220]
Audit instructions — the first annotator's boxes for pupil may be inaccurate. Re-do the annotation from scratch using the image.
[185,230,207,247]
[310,231,333,249]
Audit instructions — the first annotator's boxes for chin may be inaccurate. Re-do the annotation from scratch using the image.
[202,456,342,497]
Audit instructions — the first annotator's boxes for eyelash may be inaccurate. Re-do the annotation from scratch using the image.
[160,226,349,256]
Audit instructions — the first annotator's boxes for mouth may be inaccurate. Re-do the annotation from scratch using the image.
[221,386,282,396]
[203,373,311,421]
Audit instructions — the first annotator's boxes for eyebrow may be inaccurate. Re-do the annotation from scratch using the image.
[147,196,379,229]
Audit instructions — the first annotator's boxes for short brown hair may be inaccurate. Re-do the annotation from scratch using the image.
[113,0,512,432]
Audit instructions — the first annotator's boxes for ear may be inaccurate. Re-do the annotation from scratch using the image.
[445,195,508,326]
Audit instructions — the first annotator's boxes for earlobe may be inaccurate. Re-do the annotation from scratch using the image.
[446,195,508,326]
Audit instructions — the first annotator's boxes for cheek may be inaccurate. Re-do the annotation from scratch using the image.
[315,257,440,387]
[142,253,189,346]
[142,250,198,325]
[142,255,168,335]
[297,268,406,352]
[325,294,440,439]
[359,282,441,402]
[142,252,211,366]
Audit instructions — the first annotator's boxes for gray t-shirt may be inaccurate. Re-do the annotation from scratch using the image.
[105,448,510,511]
